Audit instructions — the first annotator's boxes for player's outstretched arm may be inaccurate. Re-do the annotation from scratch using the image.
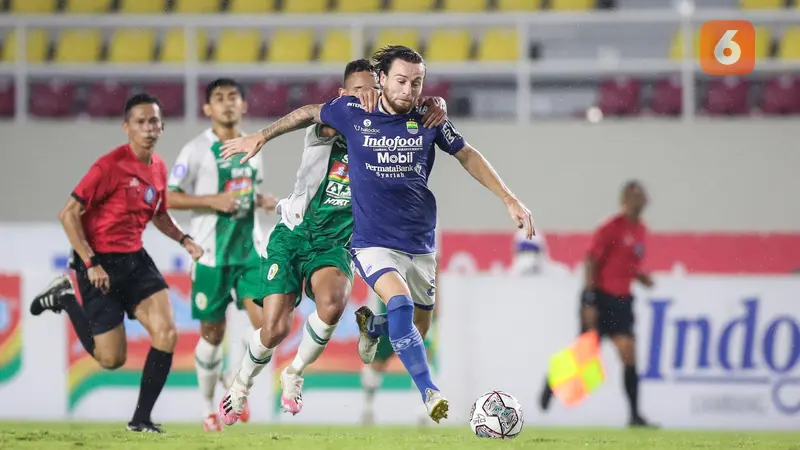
[59,197,95,271]
[152,211,204,260]
[220,104,324,163]
[167,190,239,214]
[453,144,535,239]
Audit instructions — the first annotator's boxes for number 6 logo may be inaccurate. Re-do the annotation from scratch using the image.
[700,20,756,76]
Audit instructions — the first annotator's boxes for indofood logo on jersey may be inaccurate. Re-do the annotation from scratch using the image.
[363,135,423,152]
[271,279,435,413]
[0,274,22,385]
[66,275,200,412]
[642,297,800,415]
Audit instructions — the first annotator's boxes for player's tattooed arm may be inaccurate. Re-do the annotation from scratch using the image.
[258,104,324,145]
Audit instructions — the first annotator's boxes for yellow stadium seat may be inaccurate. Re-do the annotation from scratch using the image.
[669,29,699,60]
[477,29,518,61]
[754,26,772,60]
[173,0,220,13]
[442,0,487,12]
[119,0,166,13]
[372,29,420,55]
[64,0,112,13]
[550,0,595,11]
[336,0,380,12]
[497,0,542,10]
[228,0,277,13]
[283,0,326,13]
[2,30,49,63]
[8,0,55,13]
[425,30,471,62]
[214,30,262,63]
[54,29,102,63]
[741,0,783,9]
[319,30,353,62]
[161,28,209,62]
[778,28,800,60]
[387,0,434,12]
[108,29,156,63]
[267,29,314,62]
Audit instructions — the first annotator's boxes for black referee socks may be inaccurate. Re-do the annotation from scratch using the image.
[62,294,95,357]
[624,365,639,418]
[131,347,174,425]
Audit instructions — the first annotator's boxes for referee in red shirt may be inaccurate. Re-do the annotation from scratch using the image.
[539,180,656,427]
[30,94,203,433]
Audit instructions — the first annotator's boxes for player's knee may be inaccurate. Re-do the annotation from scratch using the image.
[200,321,226,346]
[151,324,179,352]
[260,319,290,348]
[96,353,126,370]
[315,295,346,325]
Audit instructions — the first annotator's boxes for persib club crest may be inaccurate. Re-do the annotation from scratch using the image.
[406,120,419,135]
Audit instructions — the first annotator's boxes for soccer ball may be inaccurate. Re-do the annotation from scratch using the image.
[469,391,524,439]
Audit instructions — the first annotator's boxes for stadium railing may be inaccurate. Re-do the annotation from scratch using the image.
[1,7,799,123]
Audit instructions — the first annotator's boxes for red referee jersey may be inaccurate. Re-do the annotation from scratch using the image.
[588,213,647,297]
[71,144,168,254]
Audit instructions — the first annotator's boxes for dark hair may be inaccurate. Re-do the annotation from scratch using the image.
[371,45,425,77]
[124,93,162,120]
[205,78,245,104]
[622,179,644,196]
[343,59,374,84]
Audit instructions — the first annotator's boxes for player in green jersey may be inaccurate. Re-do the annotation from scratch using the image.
[167,78,278,431]
[219,60,449,425]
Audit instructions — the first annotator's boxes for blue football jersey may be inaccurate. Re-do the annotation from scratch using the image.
[319,96,465,254]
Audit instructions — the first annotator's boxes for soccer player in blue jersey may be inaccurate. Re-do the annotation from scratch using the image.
[220,45,535,423]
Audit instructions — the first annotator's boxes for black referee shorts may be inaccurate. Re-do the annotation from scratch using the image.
[73,249,169,335]
[580,289,635,338]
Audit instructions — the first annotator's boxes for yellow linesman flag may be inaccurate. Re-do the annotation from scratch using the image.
[547,330,605,406]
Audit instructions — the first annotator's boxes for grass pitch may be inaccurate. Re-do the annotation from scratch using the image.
[0,422,798,449]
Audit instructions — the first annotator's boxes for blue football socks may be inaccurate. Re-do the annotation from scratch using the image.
[366,313,389,339]
[386,294,438,399]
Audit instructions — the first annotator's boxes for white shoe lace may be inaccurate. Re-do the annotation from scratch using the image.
[283,372,304,401]
[228,380,249,414]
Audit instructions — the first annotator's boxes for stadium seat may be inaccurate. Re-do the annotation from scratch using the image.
[8,0,55,13]
[550,0,596,10]
[64,0,113,13]
[422,79,451,102]
[425,30,472,62]
[669,30,700,60]
[29,81,77,117]
[336,0,381,12]
[86,82,131,118]
[702,77,750,116]
[650,77,682,116]
[441,0,488,12]
[778,28,800,59]
[319,30,352,62]
[228,0,277,12]
[476,29,518,61]
[0,80,14,118]
[108,29,156,63]
[247,81,290,117]
[54,29,102,63]
[161,29,209,62]
[142,82,184,117]
[754,26,772,59]
[282,0,326,13]
[267,29,314,63]
[597,77,641,116]
[387,0,434,12]
[173,0,220,13]
[758,75,800,115]
[2,29,49,63]
[497,0,543,10]
[740,0,783,9]
[303,78,342,104]
[118,0,166,14]
[372,29,420,55]
[213,30,263,63]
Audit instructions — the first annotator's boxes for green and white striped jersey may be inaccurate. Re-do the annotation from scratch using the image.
[168,129,264,267]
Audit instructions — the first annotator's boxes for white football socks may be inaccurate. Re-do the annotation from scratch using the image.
[194,337,223,417]
[288,311,337,375]
[236,328,274,386]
